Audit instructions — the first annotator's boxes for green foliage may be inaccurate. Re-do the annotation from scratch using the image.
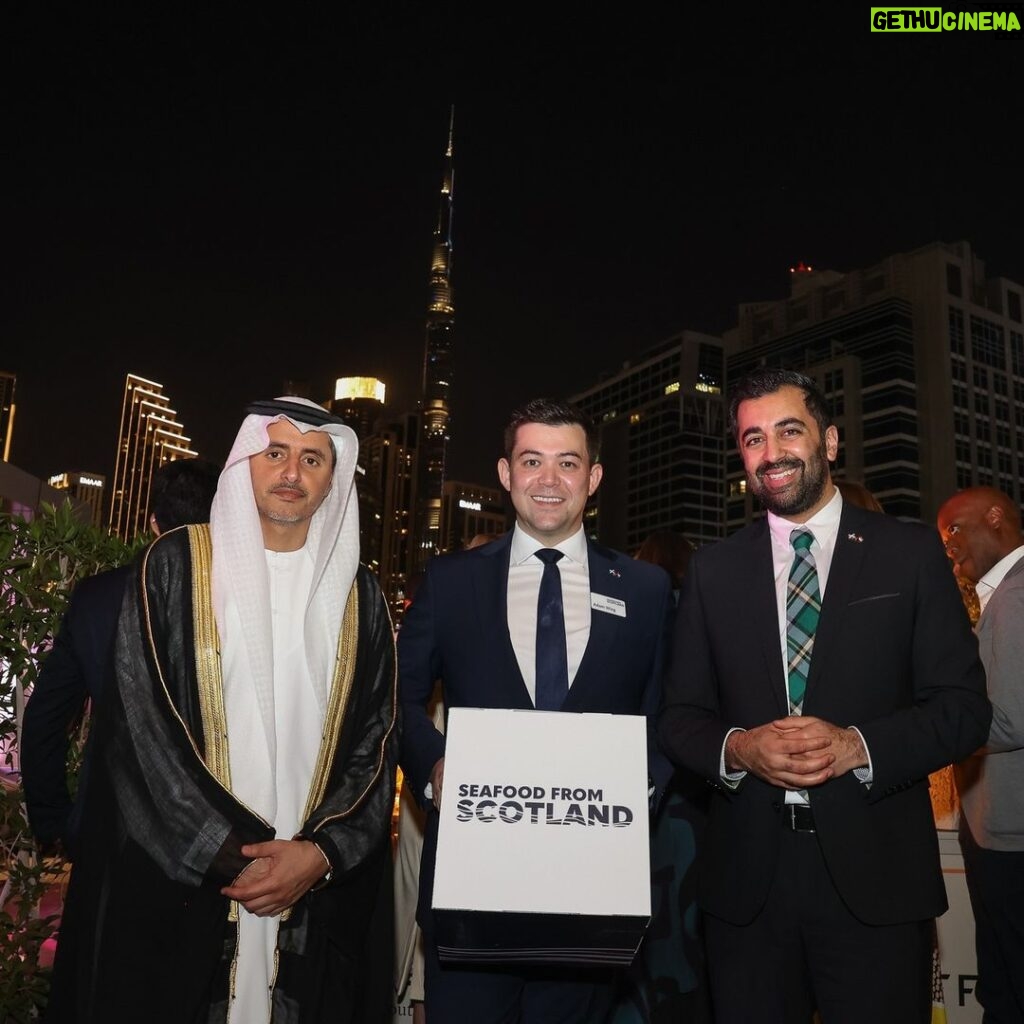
[0,502,139,1021]
[0,796,56,1021]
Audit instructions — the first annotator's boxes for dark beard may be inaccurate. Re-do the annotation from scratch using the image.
[749,440,830,517]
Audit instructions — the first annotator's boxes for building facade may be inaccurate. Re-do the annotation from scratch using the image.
[724,241,1024,528]
[108,373,198,542]
[329,377,385,441]
[48,471,106,528]
[439,480,508,552]
[0,462,91,523]
[359,412,420,616]
[571,330,728,552]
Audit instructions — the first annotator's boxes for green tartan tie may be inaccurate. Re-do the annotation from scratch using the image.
[786,529,820,714]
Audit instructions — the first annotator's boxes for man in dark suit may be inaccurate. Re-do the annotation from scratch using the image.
[21,458,220,853]
[658,368,991,1023]
[399,398,674,1024]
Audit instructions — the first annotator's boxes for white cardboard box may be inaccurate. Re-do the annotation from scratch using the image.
[432,707,651,966]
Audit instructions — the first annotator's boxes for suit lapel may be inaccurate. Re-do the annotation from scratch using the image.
[747,522,790,718]
[566,541,622,706]
[805,503,868,697]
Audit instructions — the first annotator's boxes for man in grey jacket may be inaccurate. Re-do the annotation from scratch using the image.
[938,486,1024,1023]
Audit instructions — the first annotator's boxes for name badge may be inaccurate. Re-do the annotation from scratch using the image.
[591,593,626,617]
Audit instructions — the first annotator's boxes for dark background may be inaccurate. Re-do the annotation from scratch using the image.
[5,6,1022,488]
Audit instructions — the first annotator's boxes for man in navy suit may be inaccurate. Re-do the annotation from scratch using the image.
[21,458,220,854]
[399,398,674,1024]
[659,368,990,1023]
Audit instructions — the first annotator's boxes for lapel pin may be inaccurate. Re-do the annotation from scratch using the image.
[608,568,621,578]
[847,532,864,543]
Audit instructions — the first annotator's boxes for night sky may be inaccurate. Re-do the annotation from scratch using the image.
[5,7,1022,493]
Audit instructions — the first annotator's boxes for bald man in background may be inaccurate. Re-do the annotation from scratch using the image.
[938,486,1024,1023]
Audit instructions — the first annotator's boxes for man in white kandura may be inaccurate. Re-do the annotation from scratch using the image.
[49,397,398,1024]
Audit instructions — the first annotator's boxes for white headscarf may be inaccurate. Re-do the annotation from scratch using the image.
[209,396,360,818]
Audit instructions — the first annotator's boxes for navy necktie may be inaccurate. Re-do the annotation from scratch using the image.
[534,548,568,711]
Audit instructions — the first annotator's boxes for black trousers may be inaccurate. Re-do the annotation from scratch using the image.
[704,825,933,1024]
[423,937,615,1024]
[960,819,1024,1024]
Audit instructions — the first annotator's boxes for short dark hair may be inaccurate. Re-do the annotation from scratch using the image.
[727,368,832,441]
[150,458,221,532]
[503,398,599,464]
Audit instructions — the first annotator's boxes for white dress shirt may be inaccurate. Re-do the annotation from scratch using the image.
[507,524,591,705]
[722,488,873,796]
[768,488,843,675]
[975,543,1024,615]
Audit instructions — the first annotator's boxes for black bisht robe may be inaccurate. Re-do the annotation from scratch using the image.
[47,525,398,1024]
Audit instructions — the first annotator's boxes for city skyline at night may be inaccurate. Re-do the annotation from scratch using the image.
[5,9,1021,502]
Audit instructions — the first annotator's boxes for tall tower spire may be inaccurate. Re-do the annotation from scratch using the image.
[415,107,455,566]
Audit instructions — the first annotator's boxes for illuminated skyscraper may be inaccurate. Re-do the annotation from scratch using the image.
[108,373,198,541]
[329,376,386,441]
[414,109,455,569]
[1,371,16,462]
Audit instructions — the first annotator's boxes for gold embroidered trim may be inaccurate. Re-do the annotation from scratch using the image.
[138,529,268,948]
[188,524,232,789]
[228,936,239,1006]
[310,587,399,833]
[302,580,360,822]
[138,529,253,815]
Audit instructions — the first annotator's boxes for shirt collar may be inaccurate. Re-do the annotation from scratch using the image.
[767,486,844,548]
[510,523,588,566]
[976,543,1024,601]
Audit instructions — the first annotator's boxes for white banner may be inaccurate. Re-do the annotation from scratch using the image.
[433,707,651,963]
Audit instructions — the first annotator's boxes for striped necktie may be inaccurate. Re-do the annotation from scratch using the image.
[786,529,820,714]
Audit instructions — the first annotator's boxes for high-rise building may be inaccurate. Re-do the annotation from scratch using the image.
[440,480,508,552]
[359,412,420,616]
[108,373,198,541]
[724,241,1024,529]
[571,331,728,551]
[413,109,455,570]
[48,471,106,528]
[329,377,386,441]
[0,462,91,523]
[1,371,16,462]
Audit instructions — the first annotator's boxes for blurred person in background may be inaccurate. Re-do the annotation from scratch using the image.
[22,457,221,856]
[610,529,710,1024]
[937,486,1024,1023]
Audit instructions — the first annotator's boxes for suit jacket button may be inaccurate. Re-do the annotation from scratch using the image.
[771,801,781,812]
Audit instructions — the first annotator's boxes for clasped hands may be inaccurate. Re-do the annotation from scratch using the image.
[221,839,329,917]
[725,717,867,790]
